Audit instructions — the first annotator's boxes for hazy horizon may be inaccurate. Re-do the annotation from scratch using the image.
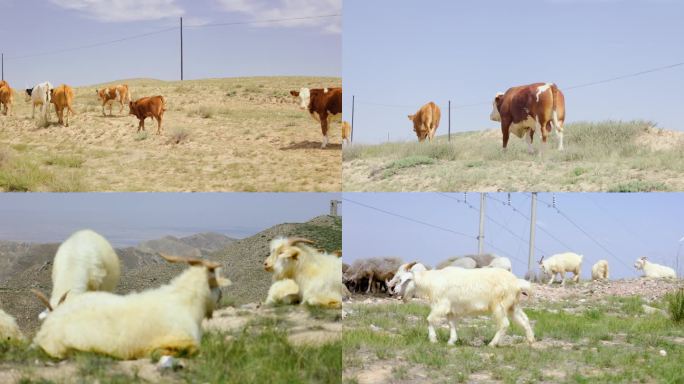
[0,193,339,247]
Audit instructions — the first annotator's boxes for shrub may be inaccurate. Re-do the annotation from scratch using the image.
[665,289,684,323]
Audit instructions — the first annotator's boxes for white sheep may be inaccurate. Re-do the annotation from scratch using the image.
[634,257,676,279]
[264,237,342,308]
[33,229,121,319]
[265,278,301,305]
[0,308,24,342]
[538,252,583,286]
[591,260,609,281]
[485,257,512,272]
[436,256,476,270]
[33,254,231,359]
[395,266,534,346]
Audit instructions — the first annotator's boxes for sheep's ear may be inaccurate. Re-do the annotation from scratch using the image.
[57,290,69,305]
[282,248,300,260]
[31,289,53,311]
[333,250,342,258]
[288,238,315,246]
[216,277,232,287]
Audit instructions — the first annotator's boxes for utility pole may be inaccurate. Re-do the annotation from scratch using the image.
[1,53,3,81]
[448,100,451,142]
[351,95,355,143]
[180,17,184,81]
[478,193,485,254]
[677,236,684,278]
[528,192,538,273]
[330,200,341,216]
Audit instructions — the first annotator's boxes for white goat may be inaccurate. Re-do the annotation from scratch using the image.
[265,278,301,305]
[486,257,512,272]
[264,237,342,308]
[591,260,609,281]
[386,262,428,295]
[33,229,121,319]
[33,254,231,359]
[538,252,583,286]
[634,257,676,279]
[395,267,534,346]
[0,309,24,342]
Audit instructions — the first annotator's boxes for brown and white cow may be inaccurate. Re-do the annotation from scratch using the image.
[0,81,13,116]
[490,82,565,153]
[50,84,75,126]
[342,120,351,146]
[96,84,131,116]
[408,102,441,142]
[128,95,166,134]
[290,87,342,148]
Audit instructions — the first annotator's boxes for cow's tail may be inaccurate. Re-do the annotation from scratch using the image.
[550,84,561,133]
[161,96,167,111]
[66,86,76,116]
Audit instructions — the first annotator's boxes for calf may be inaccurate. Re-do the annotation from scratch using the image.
[408,102,441,142]
[0,81,13,116]
[26,82,54,121]
[342,121,351,146]
[290,87,342,148]
[129,96,166,134]
[490,82,566,154]
[96,84,131,116]
[50,84,76,127]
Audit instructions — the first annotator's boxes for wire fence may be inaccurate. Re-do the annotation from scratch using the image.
[347,60,684,143]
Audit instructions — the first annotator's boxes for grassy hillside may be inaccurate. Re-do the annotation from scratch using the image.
[0,76,342,192]
[343,121,684,191]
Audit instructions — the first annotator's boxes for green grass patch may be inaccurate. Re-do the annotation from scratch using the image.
[608,180,669,192]
[665,288,684,323]
[184,330,340,384]
[381,156,435,179]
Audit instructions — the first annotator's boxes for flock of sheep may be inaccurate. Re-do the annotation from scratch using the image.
[0,230,343,361]
[343,252,677,346]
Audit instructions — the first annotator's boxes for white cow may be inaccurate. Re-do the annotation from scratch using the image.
[26,82,54,121]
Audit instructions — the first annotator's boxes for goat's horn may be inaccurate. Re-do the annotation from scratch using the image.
[406,261,417,269]
[288,238,315,246]
[159,253,221,269]
[57,290,70,305]
[31,289,53,311]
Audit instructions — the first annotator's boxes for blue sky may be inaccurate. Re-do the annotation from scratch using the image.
[0,193,339,246]
[0,0,340,87]
[343,0,684,144]
[342,192,684,279]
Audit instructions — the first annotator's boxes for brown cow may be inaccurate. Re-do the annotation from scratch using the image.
[0,81,13,116]
[96,84,131,116]
[50,84,76,127]
[408,102,441,142]
[290,87,342,148]
[342,120,351,146]
[128,96,166,134]
[490,82,565,153]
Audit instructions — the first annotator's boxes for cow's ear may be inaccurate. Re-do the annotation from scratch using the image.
[290,90,299,97]
[407,115,414,121]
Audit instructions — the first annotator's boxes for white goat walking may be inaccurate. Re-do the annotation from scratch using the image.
[538,252,583,286]
[395,266,534,346]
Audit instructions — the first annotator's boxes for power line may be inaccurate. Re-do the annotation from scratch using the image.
[536,195,633,270]
[4,14,342,60]
[342,197,475,240]
[565,61,684,90]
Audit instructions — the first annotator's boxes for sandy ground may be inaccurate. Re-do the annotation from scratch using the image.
[0,77,341,191]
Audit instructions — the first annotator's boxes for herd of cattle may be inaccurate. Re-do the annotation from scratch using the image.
[0,80,344,147]
[409,82,566,153]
